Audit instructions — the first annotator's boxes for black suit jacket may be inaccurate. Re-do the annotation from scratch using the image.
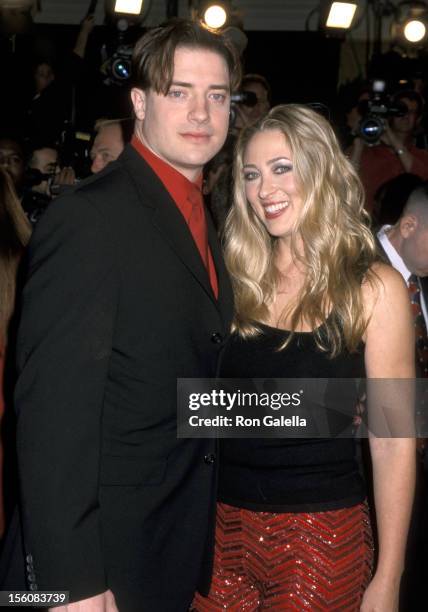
[420,276,428,309]
[14,145,234,611]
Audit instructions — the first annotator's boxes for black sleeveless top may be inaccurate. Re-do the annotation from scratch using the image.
[218,323,366,512]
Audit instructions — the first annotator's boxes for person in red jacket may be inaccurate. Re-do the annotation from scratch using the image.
[348,90,428,217]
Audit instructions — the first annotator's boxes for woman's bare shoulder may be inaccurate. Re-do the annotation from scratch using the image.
[361,261,409,315]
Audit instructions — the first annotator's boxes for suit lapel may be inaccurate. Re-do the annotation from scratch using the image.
[121,145,231,315]
[420,276,428,305]
[206,209,234,323]
[375,236,389,263]
[151,196,214,301]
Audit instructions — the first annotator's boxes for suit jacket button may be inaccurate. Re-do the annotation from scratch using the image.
[29,583,38,591]
[211,332,223,344]
[28,573,36,582]
[204,453,216,464]
[25,554,33,563]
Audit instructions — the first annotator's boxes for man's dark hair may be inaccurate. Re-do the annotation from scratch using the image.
[132,18,241,94]
[241,73,272,104]
[27,142,58,163]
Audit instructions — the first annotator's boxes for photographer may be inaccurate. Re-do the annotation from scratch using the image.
[0,137,26,197]
[349,90,428,216]
[231,73,271,132]
[90,118,133,174]
[21,144,75,226]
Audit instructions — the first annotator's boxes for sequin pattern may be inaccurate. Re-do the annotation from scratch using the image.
[192,502,373,611]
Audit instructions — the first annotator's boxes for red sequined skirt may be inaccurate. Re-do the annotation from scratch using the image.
[193,501,374,611]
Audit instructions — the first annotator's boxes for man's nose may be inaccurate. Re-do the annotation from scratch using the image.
[189,95,209,123]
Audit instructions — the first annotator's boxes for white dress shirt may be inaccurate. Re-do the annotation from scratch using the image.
[377,225,428,327]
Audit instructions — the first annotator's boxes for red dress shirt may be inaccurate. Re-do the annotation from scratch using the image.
[131,136,218,298]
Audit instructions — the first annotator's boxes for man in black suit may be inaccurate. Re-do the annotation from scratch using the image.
[12,19,241,612]
[376,183,428,610]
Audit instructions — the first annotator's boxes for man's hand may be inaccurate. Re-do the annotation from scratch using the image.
[380,124,412,171]
[50,166,76,196]
[379,124,396,148]
[56,166,76,186]
[50,590,118,612]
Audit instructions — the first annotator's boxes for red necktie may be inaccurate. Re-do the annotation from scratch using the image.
[187,185,218,298]
[408,275,428,377]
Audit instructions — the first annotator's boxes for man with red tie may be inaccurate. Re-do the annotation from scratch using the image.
[377,184,428,376]
[12,19,241,612]
[376,183,428,609]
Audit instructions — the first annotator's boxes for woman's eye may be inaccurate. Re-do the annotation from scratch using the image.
[244,171,259,181]
[274,164,292,174]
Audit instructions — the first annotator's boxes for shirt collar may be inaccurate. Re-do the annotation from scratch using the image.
[131,135,202,204]
[377,224,412,283]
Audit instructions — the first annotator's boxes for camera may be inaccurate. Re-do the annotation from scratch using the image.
[230,91,258,127]
[358,80,407,145]
[103,44,133,86]
[23,168,54,190]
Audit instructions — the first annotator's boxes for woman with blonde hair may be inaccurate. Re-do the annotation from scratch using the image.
[0,168,31,537]
[193,105,415,611]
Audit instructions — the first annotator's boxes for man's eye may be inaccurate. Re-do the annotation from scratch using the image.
[210,93,226,103]
[168,90,184,98]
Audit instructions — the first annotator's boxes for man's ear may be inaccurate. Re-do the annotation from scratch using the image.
[400,214,418,238]
[131,88,146,121]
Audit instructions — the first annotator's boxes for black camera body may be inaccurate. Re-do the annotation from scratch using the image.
[358,81,407,145]
[104,44,133,86]
[229,91,258,127]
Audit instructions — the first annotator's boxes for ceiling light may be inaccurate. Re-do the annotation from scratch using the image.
[204,4,227,29]
[326,2,357,29]
[392,1,428,46]
[403,18,426,41]
[114,0,143,15]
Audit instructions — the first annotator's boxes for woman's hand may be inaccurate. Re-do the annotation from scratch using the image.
[360,573,400,612]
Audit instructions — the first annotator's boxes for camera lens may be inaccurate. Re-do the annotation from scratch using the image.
[112,58,131,80]
[359,116,384,144]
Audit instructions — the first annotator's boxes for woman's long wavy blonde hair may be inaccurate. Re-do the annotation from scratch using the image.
[224,104,379,356]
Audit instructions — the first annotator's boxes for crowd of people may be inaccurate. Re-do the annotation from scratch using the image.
[0,9,427,612]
